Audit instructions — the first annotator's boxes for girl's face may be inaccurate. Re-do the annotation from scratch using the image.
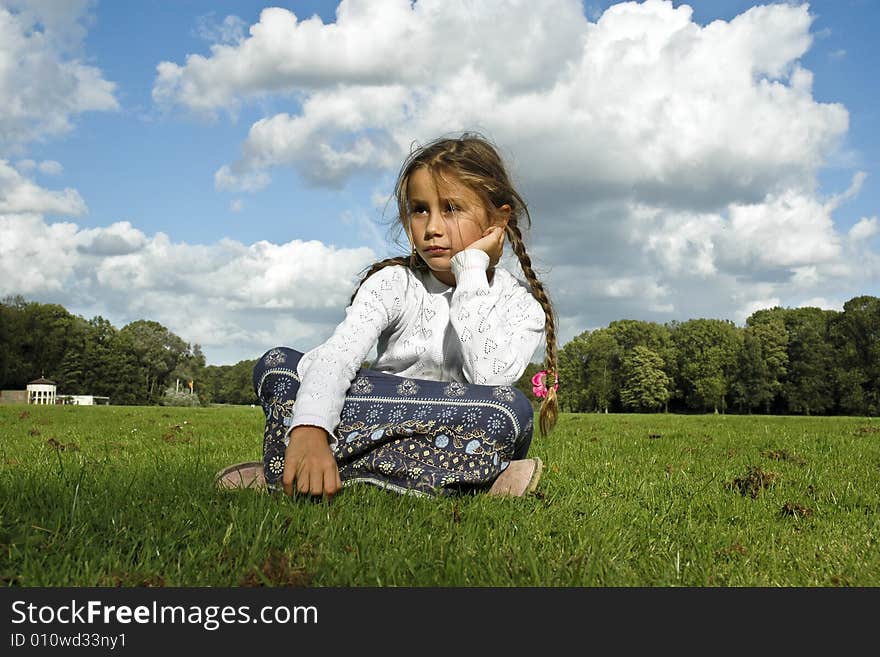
[405,167,489,286]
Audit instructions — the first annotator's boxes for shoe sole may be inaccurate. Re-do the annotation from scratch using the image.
[526,457,544,493]
[487,457,544,497]
[214,461,266,491]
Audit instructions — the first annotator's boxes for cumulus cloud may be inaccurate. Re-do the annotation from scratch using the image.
[0,0,118,154]
[0,208,379,363]
[0,160,86,215]
[849,217,878,242]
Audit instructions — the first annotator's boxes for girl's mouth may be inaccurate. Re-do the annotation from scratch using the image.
[425,246,449,254]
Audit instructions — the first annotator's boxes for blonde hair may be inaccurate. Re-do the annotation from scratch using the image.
[352,132,559,436]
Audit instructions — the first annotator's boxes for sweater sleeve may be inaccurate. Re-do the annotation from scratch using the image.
[448,249,546,385]
[290,266,406,436]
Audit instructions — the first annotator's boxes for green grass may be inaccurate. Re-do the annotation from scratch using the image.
[1,405,878,586]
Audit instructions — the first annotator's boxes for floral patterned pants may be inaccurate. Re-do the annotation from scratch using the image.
[253,347,534,497]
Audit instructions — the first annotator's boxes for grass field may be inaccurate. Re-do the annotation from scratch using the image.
[1,404,878,587]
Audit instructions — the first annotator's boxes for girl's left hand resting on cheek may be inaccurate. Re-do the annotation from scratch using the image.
[468,225,506,268]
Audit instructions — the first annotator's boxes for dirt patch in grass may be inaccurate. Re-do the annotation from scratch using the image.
[161,424,192,444]
[727,466,778,498]
[780,502,814,519]
[46,438,79,452]
[715,543,748,558]
[239,550,313,587]
[98,572,166,587]
[854,426,880,435]
[648,433,662,440]
[18,411,30,420]
[761,449,806,465]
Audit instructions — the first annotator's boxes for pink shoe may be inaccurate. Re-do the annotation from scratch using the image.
[487,457,544,497]
[215,461,266,491]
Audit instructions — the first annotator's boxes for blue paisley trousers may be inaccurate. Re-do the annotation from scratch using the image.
[253,347,535,497]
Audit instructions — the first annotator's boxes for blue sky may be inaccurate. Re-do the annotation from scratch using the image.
[1,0,878,365]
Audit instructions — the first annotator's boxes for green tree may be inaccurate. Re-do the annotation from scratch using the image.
[170,343,208,404]
[672,319,741,413]
[619,345,671,412]
[0,296,29,387]
[581,329,621,413]
[557,331,592,412]
[732,311,789,413]
[119,320,190,404]
[829,295,880,415]
[14,302,79,385]
[56,316,91,394]
[607,320,676,408]
[780,307,836,415]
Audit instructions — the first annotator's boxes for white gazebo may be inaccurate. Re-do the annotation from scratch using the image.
[27,377,57,405]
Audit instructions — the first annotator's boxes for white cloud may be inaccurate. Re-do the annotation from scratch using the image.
[38,160,63,175]
[193,13,247,45]
[849,217,878,242]
[0,160,86,215]
[153,1,587,113]
[735,297,781,324]
[153,0,847,211]
[11,158,62,174]
[722,190,842,269]
[0,209,378,363]
[77,221,147,256]
[0,0,118,153]
[798,296,842,311]
[214,164,270,192]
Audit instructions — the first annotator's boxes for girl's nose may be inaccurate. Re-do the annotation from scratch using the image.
[423,210,445,236]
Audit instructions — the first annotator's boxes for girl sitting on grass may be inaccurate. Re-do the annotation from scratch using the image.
[217,132,559,498]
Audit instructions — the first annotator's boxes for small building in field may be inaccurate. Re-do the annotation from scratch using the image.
[59,394,111,406]
[0,377,110,406]
[26,377,57,405]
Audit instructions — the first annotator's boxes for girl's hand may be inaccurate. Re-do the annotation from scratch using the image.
[467,225,506,268]
[282,426,341,498]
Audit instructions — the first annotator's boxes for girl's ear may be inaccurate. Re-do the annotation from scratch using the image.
[493,204,512,229]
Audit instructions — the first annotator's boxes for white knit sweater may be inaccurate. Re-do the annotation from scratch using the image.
[290,249,546,436]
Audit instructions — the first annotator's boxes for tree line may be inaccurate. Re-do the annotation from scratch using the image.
[517,295,878,416]
[2,294,878,415]
[0,296,257,406]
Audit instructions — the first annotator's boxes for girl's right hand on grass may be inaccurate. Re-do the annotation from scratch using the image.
[282,425,342,498]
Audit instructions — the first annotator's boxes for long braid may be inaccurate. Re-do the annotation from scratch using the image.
[507,222,559,436]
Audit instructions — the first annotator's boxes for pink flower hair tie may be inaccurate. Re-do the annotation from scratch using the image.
[531,370,558,398]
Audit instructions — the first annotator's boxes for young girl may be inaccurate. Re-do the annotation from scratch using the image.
[217,133,559,498]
